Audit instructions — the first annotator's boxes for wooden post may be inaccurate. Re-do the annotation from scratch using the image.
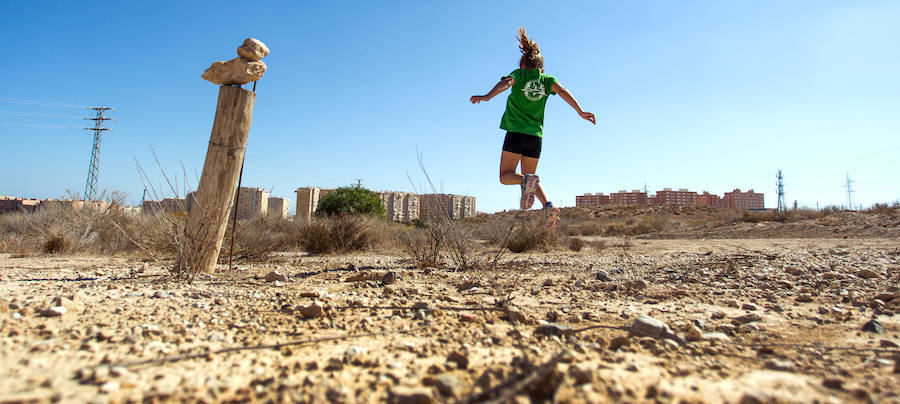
[179,85,255,276]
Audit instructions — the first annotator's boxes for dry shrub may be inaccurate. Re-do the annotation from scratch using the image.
[229,215,302,261]
[604,222,629,236]
[867,202,899,217]
[400,216,498,270]
[0,202,139,255]
[44,235,72,254]
[579,221,606,236]
[602,214,670,236]
[0,234,28,255]
[401,225,443,269]
[408,153,485,270]
[437,218,479,270]
[300,214,378,254]
[568,237,585,252]
[507,219,559,253]
[612,237,633,255]
[127,212,183,257]
[472,216,517,244]
[741,208,837,224]
[588,239,607,253]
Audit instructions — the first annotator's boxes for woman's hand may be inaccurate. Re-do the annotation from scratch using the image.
[580,111,596,125]
[470,95,489,104]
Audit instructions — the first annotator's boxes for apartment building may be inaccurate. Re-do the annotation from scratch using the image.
[0,196,41,214]
[401,193,420,222]
[697,192,721,207]
[267,197,290,218]
[579,186,764,210]
[295,187,471,222]
[142,198,186,214]
[610,190,649,205]
[575,193,610,208]
[232,187,268,220]
[655,188,698,206]
[378,191,421,222]
[722,189,764,210]
[40,199,111,212]
[379,192,404,221]
[295,187,319,222]
[419,194,476,221]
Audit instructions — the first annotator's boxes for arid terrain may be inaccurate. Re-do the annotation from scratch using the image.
[1,207,899,403]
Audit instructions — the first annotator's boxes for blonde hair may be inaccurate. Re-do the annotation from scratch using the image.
[517,27,543,69]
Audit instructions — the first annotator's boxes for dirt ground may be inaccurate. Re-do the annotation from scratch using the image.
[1,237,899,403]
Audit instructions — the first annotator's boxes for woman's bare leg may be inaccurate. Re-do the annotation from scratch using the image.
[521,156,547,206]
[500,151,523,185]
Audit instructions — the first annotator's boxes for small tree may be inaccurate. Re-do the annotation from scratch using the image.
[316,186,386,218]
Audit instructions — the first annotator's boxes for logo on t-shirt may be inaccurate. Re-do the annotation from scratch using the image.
[521,79,546,101]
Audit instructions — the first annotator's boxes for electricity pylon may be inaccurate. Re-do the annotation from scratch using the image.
[776,169,786,212]
[83,107,114,201]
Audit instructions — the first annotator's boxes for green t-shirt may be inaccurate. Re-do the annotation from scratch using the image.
[499,68,558,138]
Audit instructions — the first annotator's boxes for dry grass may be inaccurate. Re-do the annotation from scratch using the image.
[4,199,895,262]
[228,215,303,261]
[127,212,183,258]
[864,202,899,217]
[0,203,139,255]
[588,239,607,253]
[558,204,883,236]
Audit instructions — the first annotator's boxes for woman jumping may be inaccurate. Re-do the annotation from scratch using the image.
[470,27,595,228]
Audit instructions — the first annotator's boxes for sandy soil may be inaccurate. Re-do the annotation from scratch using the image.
[1,238,898,403]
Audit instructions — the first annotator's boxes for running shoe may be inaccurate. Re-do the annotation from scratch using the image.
[545,205,560,229]
[520,174,540,210]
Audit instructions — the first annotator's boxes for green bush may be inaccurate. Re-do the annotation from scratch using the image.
[316,186,386,218]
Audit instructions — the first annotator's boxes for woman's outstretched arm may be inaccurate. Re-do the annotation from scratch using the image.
[552,82,596,124]
[471,76,514,103]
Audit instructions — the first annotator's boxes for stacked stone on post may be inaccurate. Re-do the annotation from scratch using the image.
[201,38,270,85]
[178,38,269,278]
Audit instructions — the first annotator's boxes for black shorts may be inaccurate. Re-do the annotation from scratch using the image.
[502,131,542,159]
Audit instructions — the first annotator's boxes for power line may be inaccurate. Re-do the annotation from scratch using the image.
[0,97,89,109]
[792,145,900,173]
[0,122,82,129]
[0,110,84,119]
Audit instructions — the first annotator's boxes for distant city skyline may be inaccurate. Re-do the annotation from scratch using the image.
[576,187,764,210]
[1,2,898,213]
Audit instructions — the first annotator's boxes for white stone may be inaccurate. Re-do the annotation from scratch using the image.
[630,315,682,343]
[100,381,120,393]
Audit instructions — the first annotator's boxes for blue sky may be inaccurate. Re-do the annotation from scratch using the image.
[1,1,898,212]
